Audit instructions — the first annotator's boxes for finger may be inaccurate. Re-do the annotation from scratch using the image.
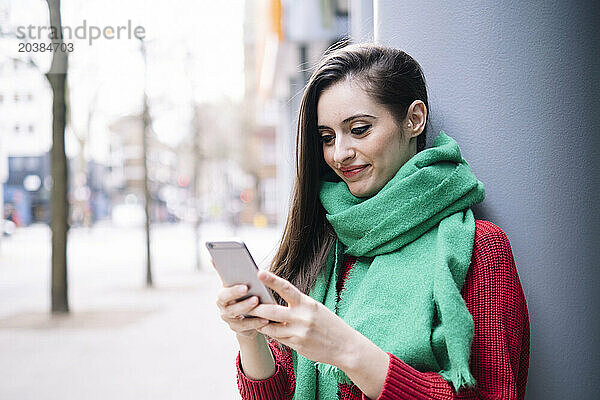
[257,321,294,340]
[216,284,248,308]
[245,303,291,323]
[231,316,270,332]
[257,270,304,306]
[224,296,260,319]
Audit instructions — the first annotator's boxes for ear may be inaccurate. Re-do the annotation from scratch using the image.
[404,100,427,138]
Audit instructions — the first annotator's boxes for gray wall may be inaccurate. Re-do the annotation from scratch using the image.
[372,1,599,399]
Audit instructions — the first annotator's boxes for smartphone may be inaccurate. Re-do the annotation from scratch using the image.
[205,239,276,317]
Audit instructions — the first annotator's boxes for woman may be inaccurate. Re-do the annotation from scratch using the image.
[215,43,530,400]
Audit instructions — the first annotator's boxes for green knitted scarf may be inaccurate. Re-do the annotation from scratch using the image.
[291,131,485,399]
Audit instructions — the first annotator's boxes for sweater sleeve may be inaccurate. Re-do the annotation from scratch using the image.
[236,340,296,400]
[361,221,530,400]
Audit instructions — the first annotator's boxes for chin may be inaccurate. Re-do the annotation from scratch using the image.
[349,186,374,198]
[348,180,384,198]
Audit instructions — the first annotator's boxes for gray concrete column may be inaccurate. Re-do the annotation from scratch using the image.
[374,1,599,399]
[350,0,373,42]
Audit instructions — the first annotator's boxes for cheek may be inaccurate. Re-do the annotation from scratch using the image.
[367,140,405,178]
[368,142,393,165]
[322,147,334,167]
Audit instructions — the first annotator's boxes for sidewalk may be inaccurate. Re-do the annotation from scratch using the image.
[0,221,283,400]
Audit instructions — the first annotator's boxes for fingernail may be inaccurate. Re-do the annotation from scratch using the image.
[250,297,258,304]
[238,285,247,294]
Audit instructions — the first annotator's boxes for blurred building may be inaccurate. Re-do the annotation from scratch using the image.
[0,106,7,226]
[0,58,52,226]
[107,114,186,223]
[243,0,349,226]
[107,115,146,196]
[0,56,112,227]
[181,101,255,227]
[85,159,111,222]
[0,0,9,225]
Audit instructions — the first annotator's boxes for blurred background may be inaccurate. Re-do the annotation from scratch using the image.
[1,0,598,399]
[0,0,355,399]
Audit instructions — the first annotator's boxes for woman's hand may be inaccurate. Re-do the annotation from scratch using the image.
[213,259,270,339]
[246,270,358,369]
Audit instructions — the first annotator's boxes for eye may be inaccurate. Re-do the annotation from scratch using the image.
[319,135,334,144]
[351,125,370,135]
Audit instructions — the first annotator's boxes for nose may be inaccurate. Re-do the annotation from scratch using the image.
[332,135,355,166]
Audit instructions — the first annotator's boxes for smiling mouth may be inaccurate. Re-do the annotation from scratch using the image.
[341,165,369,178]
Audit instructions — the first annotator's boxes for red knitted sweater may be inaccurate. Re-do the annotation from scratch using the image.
[236,220,530,399]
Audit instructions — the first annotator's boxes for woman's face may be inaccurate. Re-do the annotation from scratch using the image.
[317,79,424,198]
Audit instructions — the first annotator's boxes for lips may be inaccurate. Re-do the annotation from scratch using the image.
[341,165,369,178]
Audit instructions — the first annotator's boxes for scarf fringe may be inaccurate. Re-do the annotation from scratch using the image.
[439,367,476,392]
[314,362,354,385]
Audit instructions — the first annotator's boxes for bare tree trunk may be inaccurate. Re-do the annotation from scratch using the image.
[192,105,203,270]
[142,92,152,286]
[46,0,69,313]
[140,39,152,287]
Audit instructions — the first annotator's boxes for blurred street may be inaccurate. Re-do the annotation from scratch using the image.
[0,222,282,400]
[1,1,345,398]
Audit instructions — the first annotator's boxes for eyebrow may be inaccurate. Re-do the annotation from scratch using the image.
[317,113,376,131]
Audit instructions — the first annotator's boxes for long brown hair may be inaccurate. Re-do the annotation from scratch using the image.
[269,42,430,305]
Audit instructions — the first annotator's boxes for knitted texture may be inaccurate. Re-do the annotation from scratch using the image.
[236,220,530,400]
